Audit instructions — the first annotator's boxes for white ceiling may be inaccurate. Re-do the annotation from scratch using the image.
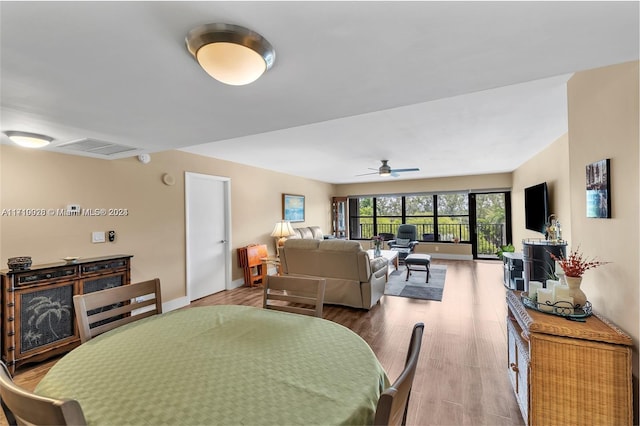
[1,1,638,184]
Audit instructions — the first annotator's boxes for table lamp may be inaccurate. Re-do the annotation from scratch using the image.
[271,220,295,253]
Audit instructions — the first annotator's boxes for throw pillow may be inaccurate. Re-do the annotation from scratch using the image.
[395,238,411,247]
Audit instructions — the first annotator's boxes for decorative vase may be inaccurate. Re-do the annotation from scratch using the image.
[374,245,381,257]
[565,276,587,308]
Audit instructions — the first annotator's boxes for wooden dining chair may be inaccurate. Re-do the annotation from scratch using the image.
[73,278,162,343]
[0,361,86,426]
[374,322,425,426]
[263,275,326,318]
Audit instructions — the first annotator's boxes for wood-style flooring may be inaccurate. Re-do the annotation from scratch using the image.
[10,259,524,426]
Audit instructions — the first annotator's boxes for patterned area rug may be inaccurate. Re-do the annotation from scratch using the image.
[384,264,447,301]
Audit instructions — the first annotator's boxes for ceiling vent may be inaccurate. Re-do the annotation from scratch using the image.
[56,138,137,157]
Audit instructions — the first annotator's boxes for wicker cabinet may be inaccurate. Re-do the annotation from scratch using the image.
[0,255,132,372]
[506,291,632,425]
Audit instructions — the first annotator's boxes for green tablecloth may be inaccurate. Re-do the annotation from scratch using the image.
[36,305,389,425]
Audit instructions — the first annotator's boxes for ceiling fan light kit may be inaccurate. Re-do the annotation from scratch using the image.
[185,23,275,86]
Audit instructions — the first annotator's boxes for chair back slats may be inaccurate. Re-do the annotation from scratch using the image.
[263,275,325,318]
[73,278,162,343]
[0,361,86,426]
[375,323,424,426]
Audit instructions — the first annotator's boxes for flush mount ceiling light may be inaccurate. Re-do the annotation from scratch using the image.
[186,23,275,86]
[4,131,54,148]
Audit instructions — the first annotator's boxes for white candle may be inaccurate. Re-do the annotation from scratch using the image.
[554,285,572,299]
[537,288,554,312]
[528,281,542,300]
[554,296,574,315]
[546,279,560,300]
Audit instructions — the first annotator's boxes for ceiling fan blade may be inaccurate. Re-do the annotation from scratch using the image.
[390,168,420,173]
[355,171,379,176]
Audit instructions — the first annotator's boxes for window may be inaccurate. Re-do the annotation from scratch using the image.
[349,193,468,242]
[436,193,469,242]
[405,195,434,240]
[375,196,402,236]
[348,190,510,258]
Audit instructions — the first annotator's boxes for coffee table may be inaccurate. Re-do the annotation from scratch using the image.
[367,249,399,272]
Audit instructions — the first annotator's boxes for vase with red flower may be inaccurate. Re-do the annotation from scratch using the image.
[551,247,609,308]
[564,276,587,308]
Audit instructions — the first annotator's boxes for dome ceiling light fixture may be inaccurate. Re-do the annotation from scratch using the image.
[4,131,54,148]
[186,23,275,86]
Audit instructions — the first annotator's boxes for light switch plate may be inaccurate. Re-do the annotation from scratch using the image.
[92,231,106,243]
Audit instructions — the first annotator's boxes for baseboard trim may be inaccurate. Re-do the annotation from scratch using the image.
[163,278,246,312]
[163,296,190,312]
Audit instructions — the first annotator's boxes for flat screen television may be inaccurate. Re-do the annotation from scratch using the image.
[524,182,549,234]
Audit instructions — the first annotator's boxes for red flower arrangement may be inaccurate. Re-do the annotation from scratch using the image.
[550,248,609,278]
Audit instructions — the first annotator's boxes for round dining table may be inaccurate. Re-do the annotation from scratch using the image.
[35,305,389,425]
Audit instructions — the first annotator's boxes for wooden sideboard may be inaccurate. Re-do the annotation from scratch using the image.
[0,255,132,372]
[506,291,632,425]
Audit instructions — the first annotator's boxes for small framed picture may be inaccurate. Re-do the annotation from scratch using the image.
[586,158,611,218]
[283,194,305,222]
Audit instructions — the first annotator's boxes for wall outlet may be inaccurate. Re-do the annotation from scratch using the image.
[435,246,439,252]
[92,231,105,243]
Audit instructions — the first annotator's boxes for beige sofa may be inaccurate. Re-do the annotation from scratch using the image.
[289,226,324,240]
[279,239,388,310]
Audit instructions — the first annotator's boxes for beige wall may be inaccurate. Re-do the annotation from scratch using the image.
[567,61,639,393]
[512,133,573,249]
[0,147,334,302]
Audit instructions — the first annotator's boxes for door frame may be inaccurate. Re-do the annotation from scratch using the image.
[185,172,232,301]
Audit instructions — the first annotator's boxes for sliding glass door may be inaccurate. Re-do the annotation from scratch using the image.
[471,192,511,259]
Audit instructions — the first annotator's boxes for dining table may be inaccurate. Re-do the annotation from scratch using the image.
[35,305,389,425]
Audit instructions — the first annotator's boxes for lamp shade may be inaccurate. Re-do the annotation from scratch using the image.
[4,131,53,148]
[186,23,275,86]
[270,220,295,238]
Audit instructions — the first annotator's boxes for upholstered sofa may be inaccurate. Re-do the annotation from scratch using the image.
[289,225,325,240]
[279,239,388,310]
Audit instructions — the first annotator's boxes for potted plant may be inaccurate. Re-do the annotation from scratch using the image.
[496,243,515,260]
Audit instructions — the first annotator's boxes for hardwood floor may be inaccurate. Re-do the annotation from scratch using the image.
[10,259,524,426]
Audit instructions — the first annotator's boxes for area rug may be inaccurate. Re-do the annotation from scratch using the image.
[384,264,447,301]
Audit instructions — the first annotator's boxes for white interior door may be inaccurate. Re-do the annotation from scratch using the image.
[185,172,230,301]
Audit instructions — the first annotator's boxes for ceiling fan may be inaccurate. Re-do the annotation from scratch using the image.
[357,160,420,177]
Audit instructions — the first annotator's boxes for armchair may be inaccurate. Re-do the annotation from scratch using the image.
[388,224,419,262]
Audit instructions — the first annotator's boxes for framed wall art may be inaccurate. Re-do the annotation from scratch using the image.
[283,194,305,222]
[586,158,611,218]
